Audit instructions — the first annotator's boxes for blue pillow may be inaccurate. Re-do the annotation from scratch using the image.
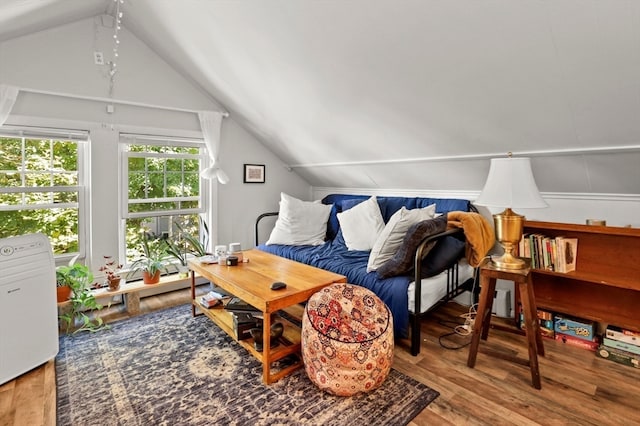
[341,197,387,213]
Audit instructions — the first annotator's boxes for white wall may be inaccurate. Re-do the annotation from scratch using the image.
[217,121,310,249]
[0,16,311,271]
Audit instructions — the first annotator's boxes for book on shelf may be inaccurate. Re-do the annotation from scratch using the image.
[556,237,578,273]
[519,234,578,273]
[604,326,640,348]
[603,337,640,356]
[597,344,640,369]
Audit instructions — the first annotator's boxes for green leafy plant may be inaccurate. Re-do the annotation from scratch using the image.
[127,233,168,282]
[177,218,209,257]
[57,263,107,333]
[164,237,188,267]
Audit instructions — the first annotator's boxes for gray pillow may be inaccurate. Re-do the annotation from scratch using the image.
[376,215,447,279]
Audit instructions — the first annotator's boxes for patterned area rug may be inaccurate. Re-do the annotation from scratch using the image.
[56,305,439,425]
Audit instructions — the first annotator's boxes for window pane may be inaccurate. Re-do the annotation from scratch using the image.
[166,173,183,197]
[128,157,146,171]
[25,191,53,205]
[0,139,21,170]
[53,140,78,171]
[128,201,179,213]
[0,135,83,256]
[0,208,78,255]
[166,158,182,172]
[184,172,200,196]
[0,193,21,205]
[53,191,78,204]
[24,139,51,171]
[53,172,77,186]
[124,141,203,216]
[125,213,203,262]
[0,172,20,187]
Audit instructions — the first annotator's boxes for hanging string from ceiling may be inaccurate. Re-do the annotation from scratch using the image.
[109,0,124,97]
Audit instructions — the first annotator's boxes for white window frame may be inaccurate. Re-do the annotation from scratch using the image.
[0,126,89,261]
[119,133,209,263]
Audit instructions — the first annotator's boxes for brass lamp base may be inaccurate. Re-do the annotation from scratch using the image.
[491,208,526,270]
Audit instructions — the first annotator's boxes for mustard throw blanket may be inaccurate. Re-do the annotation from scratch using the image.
[447,211,495,267]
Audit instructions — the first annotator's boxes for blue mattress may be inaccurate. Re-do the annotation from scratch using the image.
[257,194,473,339]
[258,232,413,338]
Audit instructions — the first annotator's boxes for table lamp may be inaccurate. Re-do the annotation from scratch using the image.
[475,155,548,269]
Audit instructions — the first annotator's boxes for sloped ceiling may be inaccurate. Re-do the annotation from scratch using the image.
[1,0,640,193]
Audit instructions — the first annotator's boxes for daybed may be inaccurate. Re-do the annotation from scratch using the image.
[255,193,493,355]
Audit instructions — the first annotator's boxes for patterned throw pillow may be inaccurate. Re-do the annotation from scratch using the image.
[376,215,447,279]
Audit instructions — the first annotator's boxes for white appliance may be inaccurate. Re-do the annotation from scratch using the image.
[492,288,512,318]
[0,233,58,385]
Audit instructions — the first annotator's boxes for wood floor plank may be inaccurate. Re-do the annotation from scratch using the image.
[42,361,56,426]
[11,366,45,426]
[0,381,16,426]
[3,288,640,426]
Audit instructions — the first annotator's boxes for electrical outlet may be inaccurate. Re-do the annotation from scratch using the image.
[94,51,104,65]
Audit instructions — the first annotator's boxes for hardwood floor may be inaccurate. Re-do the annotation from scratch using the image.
[2,287,639,425]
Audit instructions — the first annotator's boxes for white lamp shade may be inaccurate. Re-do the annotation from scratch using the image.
[475,157,548,209]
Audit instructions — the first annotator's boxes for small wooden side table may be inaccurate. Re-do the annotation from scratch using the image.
[467,258,545,389]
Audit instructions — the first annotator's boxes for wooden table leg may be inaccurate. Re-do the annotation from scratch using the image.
[519,279,542,389]
[263,312,272,384]
[190,270,198,317]
[526,273,545,356]
[468,273,496,368]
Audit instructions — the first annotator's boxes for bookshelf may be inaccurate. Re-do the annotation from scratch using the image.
[520,220,640,332]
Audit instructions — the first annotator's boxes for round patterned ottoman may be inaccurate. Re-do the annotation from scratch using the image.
[302,283,394,396]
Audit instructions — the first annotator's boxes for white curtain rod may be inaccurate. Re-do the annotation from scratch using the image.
[287,145,640,169]
[18,87,229,117]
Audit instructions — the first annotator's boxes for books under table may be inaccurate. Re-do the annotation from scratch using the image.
[224,297,260,313]
[199,291,228,309]
[519,234,578,273]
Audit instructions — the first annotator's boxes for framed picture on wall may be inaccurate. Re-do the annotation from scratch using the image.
[243,164,265,183]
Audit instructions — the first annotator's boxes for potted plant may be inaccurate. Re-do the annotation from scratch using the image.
[164,238,190,278]
[100,255,123,291]
[128,234,168,284]
[164,218,209,277]
[56,270,73,303]
[178,218,209,257]
[56,263,107,333]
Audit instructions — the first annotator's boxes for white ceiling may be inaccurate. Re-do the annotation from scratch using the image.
[1,0,640,192]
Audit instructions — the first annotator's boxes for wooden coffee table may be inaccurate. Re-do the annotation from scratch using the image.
[188,249,346,384]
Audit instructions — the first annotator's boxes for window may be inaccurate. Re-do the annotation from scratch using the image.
[0,128,88,257]
[120,134,208,262]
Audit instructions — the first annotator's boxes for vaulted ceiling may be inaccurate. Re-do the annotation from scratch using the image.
[2,0,640,193]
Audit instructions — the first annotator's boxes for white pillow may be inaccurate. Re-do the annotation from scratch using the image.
[367,204,436,272]
[266,193,332,246]
[337,196,385,251]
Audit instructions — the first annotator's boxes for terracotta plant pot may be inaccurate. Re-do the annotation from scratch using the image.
[108,277,121,291]
[57,285,72,303]
[142,271,161,285]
